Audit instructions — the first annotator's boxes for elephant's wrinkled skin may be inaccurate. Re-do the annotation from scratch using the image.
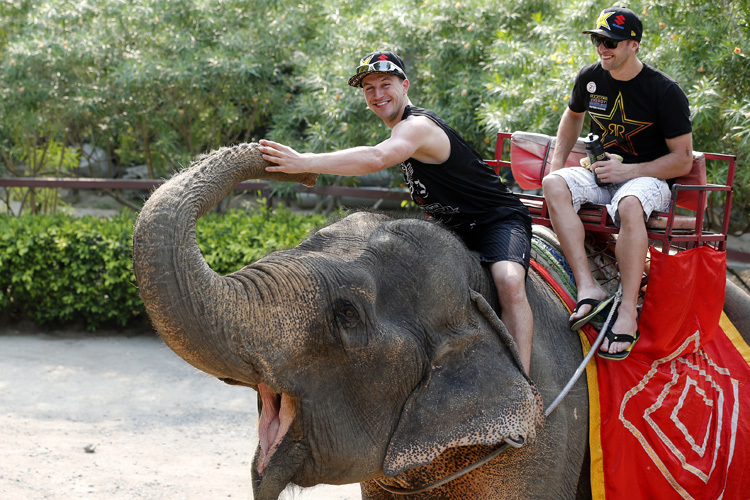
[132,143,750,500]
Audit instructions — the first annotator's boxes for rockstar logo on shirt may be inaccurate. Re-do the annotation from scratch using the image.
[589,92,653,156]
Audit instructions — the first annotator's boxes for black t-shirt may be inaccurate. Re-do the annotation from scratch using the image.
[399,105,530,230]
[569,62,692,165]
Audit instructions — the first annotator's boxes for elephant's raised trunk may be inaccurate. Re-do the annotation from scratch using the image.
[132,143,317,382]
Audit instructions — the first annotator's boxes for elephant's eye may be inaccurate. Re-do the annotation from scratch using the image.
[334,301,360,329]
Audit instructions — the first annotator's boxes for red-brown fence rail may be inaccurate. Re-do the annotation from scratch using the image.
[3,177,747,264]
[0,177,412,201]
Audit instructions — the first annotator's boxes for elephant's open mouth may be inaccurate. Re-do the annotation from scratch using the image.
[257,383,296,477]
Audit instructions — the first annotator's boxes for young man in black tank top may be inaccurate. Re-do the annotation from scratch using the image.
[259,51,534,373]
[542,8,693,360]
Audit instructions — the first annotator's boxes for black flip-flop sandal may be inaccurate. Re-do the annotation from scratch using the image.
[598,329,640,360]
[569,294,615,331]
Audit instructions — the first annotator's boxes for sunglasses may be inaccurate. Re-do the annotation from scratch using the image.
[590,35,621,49]
[355,60,406,77]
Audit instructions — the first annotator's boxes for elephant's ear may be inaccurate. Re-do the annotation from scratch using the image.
[383,291,544,477]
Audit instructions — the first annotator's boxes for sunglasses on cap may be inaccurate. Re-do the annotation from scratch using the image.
[355,60,406,77]
[590,35,621,49]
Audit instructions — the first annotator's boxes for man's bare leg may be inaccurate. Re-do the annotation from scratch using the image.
[542,176,609,322]
[601,196,646,354]
[490,261,533,374]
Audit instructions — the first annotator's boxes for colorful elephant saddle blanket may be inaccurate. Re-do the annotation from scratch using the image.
[530,228,750,500]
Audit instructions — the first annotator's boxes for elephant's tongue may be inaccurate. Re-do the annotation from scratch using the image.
[257,383,295,476]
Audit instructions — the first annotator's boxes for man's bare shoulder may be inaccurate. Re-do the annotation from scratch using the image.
[399,113,440,128]
[392,112,450,164]
[393,113,444,140]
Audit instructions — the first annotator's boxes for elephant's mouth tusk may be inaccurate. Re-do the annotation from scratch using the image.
[257,383,296,477]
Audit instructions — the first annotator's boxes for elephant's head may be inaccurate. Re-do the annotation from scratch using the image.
[132,143,543,500]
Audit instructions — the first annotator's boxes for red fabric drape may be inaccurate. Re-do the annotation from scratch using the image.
[533,246,750,499]
[594,247,750,499]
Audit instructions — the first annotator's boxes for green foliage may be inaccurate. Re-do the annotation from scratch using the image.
[0,211,142,329]
[196,206,327,275]
[0,0,293,180]
[0,138,80,214]
[0,0,748,226]
[0,207,327,329]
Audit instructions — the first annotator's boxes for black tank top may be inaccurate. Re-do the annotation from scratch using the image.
[399,106,530,230]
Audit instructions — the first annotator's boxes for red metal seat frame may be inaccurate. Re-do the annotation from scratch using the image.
[486,132,737,253]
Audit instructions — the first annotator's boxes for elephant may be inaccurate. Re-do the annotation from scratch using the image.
[132,143,750,500]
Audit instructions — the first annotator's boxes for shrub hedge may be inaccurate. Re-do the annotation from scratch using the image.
[0,206,327,330]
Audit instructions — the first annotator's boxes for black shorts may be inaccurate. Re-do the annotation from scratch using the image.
[453,215,532,270]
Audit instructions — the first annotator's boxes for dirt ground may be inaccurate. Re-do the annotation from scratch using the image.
[0,326,361,500]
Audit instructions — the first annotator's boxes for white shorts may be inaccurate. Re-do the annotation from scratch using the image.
[547,167,671,226]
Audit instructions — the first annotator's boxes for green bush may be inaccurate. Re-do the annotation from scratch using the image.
[0,207,327,329]
[0,211,140,329]
[196,205,327,275]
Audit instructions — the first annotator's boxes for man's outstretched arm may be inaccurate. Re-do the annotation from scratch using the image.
[259,115,449,176]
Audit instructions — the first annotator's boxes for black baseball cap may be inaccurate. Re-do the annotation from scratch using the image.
[583,7,643,42]
[348,51,407,88]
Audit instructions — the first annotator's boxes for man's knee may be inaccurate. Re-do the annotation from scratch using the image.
[542,175,571,205]
[617,196,645,225]
[493,269,528,304]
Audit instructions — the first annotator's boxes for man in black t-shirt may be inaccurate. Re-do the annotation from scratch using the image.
[259,51,534,373]
[542,7,693,360]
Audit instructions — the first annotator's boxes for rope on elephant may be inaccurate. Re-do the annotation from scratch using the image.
[373,435,524,495]
[544,286,621,416]
[375,294,621,496]
[376,255,622,496]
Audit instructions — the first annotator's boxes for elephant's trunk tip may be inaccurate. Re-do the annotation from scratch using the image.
[223,141,319,187]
